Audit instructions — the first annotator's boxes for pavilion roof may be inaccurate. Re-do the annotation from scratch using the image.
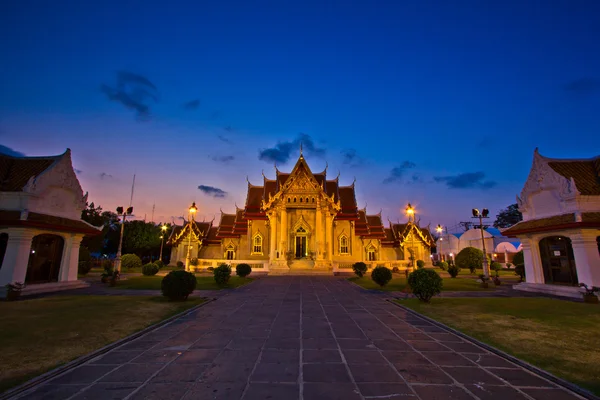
[0,210,101,235]
[0,152,63,192]
[501,212,600,236]
[548,156,600,196]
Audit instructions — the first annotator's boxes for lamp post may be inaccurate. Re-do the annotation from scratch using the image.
[114,206,134,273]
[449,252,454,264]
[159,224,168,262]
[185,202,198,271]
[436,224,443,262]
[406,203,415,268]
[472,208,490,279]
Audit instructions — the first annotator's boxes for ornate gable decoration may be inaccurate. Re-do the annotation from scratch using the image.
[517,149,579,213]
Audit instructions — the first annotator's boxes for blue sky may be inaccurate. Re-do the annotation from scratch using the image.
[1,0,598,230]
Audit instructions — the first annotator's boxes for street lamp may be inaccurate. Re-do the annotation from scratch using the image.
[159,224,168,262]
[472,208,491,279]
[114,206,134,273]
[406,203,416,268]
[436,224,443,262]
[185,202,198,271]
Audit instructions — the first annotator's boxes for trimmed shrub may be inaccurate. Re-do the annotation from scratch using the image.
[455,247,483,273]
[416,259,425,269]
[176,261,184,268]
[438,261,448,271]
[102,259,113,272]
[490,262,502,276]
[512,251,524,267]
[207,266,214,271]
[371,266,392,287]
[190,258,199,266]
[408,268,443,303]
[392,266,399,273]
[121,254,142,270]
[236,263,252,277]
[78,246,92,275]
[505,262,512,269]
[515,264,526,282]
[214,264,232,285]
[155,260,165,269]
[447,264,460,278]
[352,262,368,278]
[142,262,160,276]
[161,270,197,301]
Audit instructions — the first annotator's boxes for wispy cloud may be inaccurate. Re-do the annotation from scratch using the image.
[564,77,600,93]
[99,172,113,180]
[433,172,496,190]
[340,148,364,167]
[218,134,232,144]
[258,133,326,164]
[383,161,416,184]
[210,155,235,163]
[74,169,83,174]
[100,70,159,120]
[0,145,24,157]
[198,185,227,198]
[182,99,200,110]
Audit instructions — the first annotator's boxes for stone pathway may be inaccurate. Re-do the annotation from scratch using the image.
[14,277,588,400]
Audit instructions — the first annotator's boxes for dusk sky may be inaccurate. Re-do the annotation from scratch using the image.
[1,1,599,231]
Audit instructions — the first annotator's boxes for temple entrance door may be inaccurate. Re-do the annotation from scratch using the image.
[295,227,307,258]
[539,236,578,285]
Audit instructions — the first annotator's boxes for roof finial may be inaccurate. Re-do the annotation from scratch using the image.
[300,141,303,156]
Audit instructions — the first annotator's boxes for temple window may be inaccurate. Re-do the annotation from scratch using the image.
[225,244,235,260]
[306,197,309,202]
[300,197,303,202]
[288,197,290,203]
[367,247,376,261]
[294,197,297,202]
[340,235,349,254]
[312,197,315,203]
[252,234,263,254]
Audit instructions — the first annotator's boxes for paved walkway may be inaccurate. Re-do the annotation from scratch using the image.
[16,277,586,400]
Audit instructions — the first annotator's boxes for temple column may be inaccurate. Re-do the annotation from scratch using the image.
[269,213,276,261]
[316,206,323,259]
[569,230,600,286]
[325,212,333,260]
[280,207,287,259]
[0,228,35,286]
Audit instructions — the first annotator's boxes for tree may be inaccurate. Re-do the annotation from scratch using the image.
[494,204,523,228]
[455,247,483,273]
[80,202,120,254]
[121,220,162,259]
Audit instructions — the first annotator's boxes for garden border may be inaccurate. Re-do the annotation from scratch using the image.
[388,299,600,400]
[0,297,215,400]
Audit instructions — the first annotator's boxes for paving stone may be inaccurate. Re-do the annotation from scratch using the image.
[394,364,453,384]
[260,349,300,363]
[190,335,232,349]
[372,339,412,351]
[50,365,117,384]
[99,363,164,383]
[463,353,518,368]
[118,340,160,351]
[412,385,474,400]
[303,363,352,382]
[466,384,531,400]
[213,349,260,364]
[227,337,266,350]
[341,349,388,364]
[425,351,476,366]
[520,388,584,400]
[406,340,451,352]
[441,340,487,353]
[357,383,415,399]
[264,337,300,349]
[151,363,210,383]
[20,384,88,400]
[442,366,506,384]
[127,382,192,400]
[303,349,342,363]
[383,350,432,365]
[242,382,299,400]
[336,338,374,349]
[250,362,299,383]
[269,328,299,339]
[428,333,465,342]
[348,363,403,382]
[131,350,181,364]
[489,368,555,387]
[175,349,221,364]
[201,363,255,382]
[68,383,138,399]
[182,382,246,400]
[89,351,141,365]
[303,382,361,400]
[302,337,338,349]
[302,327,334,339]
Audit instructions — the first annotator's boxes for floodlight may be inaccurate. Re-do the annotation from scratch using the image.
[472,208,479,217]
[116,206,124,214]
[482,208,489,217]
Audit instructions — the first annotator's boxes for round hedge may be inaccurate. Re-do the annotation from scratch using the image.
[236,263,252,277]
[416,259,425,269]
[121,254,142,270]
[161,270,197,301]
[154,259,165,269]
[352,262,368,278]
[176,261,184,268]
[408,268,443,302]
[190,257,199,266]
[142,262,160,276]
[371,266,392,287]
[214,264,232,285]
[455,247,483,273]
[78,246,93,275]
[512,250,524,267]
[438,261,448,271]
[447,264,460,278]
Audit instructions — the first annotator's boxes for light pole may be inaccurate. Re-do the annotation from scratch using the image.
[472,208,490,279]
[114,206,134,273]
[159,224,168,262]
[406,203,415,268]
[185,202,198,271]
[436,224,443,262]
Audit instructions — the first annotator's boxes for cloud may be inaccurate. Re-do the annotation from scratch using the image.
[340,148,364,167]
[224,126,233,132]
[218,134,232,144]
[258,133,326,164]
[74,169,83,174]
[433,171,496,190]
[210,155,235,163]
[100,70,159,120]
[0,145,25,157]
[99,172,113,180]
[198,185,227,198]
[564,78,600,93]
[210,110,221,120]
[182,99,200,110]
[383,161,416,184]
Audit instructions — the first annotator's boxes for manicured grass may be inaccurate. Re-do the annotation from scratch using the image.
[400,297,600,395]
[114,275,253,290]
[433,267,519,278]
[349,274,498,292]
[0,295,204,393]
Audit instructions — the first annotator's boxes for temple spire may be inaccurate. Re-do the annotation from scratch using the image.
[300,141,303,156]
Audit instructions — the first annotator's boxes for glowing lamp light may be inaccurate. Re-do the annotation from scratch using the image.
[189,202,198,214]
[406,203,414,215]
[449,253,453,257]
[436,224,442,234]
[161,225,168,232]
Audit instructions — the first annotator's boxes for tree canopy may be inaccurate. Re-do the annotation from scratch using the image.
[493,203,523,228]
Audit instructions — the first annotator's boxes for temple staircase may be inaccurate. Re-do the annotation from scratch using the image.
[269,259,333,275]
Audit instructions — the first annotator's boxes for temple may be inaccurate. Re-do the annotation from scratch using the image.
[168,153,435,274]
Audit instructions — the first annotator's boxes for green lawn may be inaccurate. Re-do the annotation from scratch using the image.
[432,267,520,278]
[349,274,500,292]
[114,275,253,290]
[400,297,600,396]
[0,295,204,393]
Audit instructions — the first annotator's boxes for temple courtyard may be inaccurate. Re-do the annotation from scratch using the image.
[2,276,596,400]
